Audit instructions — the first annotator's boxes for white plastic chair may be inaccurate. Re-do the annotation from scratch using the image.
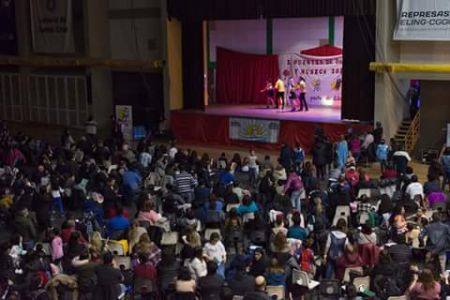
[161,231,179,246]
[357,188,372,198]
[107,241,125,256]
[343,266,363,283]
[242,212,255,223]
[293,269,320,290]
[387,296,407,300]
[226,204,240,212]
[353,276,370,290]
[359,212,370,225]
[332,205,351,226]
[266,285,285,300]
[114,256,131,270]
[204,228,221,241]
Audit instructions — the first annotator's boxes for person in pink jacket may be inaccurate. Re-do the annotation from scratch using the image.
[284,169,304,211]
[50,228,64,263]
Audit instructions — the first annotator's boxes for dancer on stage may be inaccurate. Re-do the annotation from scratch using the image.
[298,77,309,111]
[260,80,275,108]
[275,77,285,110]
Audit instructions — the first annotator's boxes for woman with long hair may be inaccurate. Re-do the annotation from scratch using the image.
[323,218,348,279]
[407,267,441,300]
[127,220,146,254]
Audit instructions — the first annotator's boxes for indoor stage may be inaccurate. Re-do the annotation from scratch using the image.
[170,104,371,152]
[202,104,342,123]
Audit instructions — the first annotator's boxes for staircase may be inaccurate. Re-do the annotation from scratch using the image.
[393,111,420,154]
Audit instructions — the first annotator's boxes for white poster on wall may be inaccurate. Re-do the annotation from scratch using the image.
[30,0,75,53]
[279,45,343,108]
[394,0,450,41]
[115,105,133,143]
[447,123,450,147]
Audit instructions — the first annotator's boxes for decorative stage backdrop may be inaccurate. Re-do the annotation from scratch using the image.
[279,45,343,108]
[229,117,280,143]
[211,17,344,110]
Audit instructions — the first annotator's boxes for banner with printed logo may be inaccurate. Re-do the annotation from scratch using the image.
[229,117,280,143]
[30,0,75,53]
[115,105,133,143]
[279,45,343,108]
[394,0,450,41]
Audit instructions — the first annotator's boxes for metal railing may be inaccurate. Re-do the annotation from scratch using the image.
[404,110,420,153]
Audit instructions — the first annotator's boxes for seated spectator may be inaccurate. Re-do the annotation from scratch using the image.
[94,252,124,300]
[287,211,308,242]
[249,248,269,277]
[236,195,258,216]
[187,247,207,280]
[405,175,423,201]
[203,233,227,278]
[407,267,441,300]
[107,206,130,238]
[243,276,270,300]
[198,261,224,300]
[265,257,287,286]
[176,267,196,294]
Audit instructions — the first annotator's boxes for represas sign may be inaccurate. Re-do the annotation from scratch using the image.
[394,0,450,41]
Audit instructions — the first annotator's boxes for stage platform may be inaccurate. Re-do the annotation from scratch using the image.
[170,104,371,152]
[202,104,342,123]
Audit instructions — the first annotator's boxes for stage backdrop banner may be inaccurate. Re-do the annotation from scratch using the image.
[115,105,133,143]
[394,0,450,41]
[279,45,342,108]
[30,0,75,53]
[229,117,280,143]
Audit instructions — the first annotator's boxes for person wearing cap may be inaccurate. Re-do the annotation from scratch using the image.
[243,276,270,300]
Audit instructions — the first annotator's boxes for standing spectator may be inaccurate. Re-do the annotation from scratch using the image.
[248,150,259,189]
[85,116,97,141]
[175,165,198,203]
[349,134,362,162]
[393,147,412,175]
[279,143,293,171]
[312,137,328,180]
[284,169,303,211]
[373,121,384,145]
[419,213,450,277]
[293,144,305,173]
[441,147,450,191]
[336,135,349,170]
[324,218,349,279]
[376,139,389,172]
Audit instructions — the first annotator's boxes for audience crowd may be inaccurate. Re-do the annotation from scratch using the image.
[0,120,449,300]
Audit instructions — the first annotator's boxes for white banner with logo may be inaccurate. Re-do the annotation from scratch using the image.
[394,0,450,41]
[279,52,342,108]
[115,105,133,143]
[30,0,75,53]
[447,123,450,147]
[229,117,280,143]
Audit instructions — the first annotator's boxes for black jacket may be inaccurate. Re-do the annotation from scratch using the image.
[198,274,224,300]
